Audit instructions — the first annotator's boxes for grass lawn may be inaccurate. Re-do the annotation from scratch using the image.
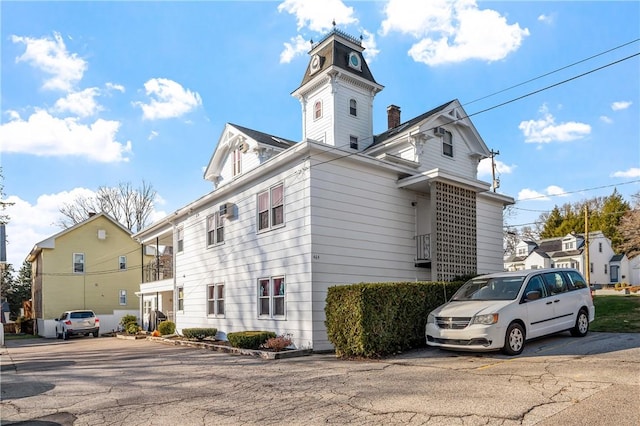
[591,295,640,333]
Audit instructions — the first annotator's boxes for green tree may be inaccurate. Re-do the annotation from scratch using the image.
[1,261,31,320]
[598,189,630,251]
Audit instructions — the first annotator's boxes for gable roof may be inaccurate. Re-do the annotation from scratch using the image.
[26,213,131,262]
[372,101,451,146]
[203,123,297,183]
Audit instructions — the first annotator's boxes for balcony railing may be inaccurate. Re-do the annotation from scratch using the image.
[143,257,174,283]
[416,234,431,263]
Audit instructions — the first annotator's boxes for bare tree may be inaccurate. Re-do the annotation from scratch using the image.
[617,192,640,258]
[58,181,157,232]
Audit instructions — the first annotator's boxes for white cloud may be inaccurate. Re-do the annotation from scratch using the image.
[478,157,514,178]
[3,188,95,268]
[52,87,102,117]
[545,185,567,197]
[600,115,613,124]
[148,130,159,140]
[106,82,125,93]
[0,109,132,162]
[278,0,357,33]
[361,29,379,61]
[381,0,529,66]
[11,32,87,91]
[517,185,568,202]
[611,101,632,111]
[280,35,310,64]
[610,168,640,178]
[517,188,549,201]
[537,14,554,24]
[519,105,591,143]
[136,78,202,120]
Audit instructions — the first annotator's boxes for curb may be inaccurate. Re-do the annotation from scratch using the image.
[146,336,313,359]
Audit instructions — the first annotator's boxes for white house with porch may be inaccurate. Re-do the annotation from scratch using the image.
[133,29,514,351]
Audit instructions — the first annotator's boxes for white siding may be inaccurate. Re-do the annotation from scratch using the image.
[304,84,334,145]
[173,161,315,349]
[334,83,373,150]
[308,156,432,350]
[218,146,263,187]
[418,124,479,179]
[476,194,506,274]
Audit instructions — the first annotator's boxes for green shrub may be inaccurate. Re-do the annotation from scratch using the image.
[120,314,138,331]
[227,331,276,349]
[182,328,218,340]
[325,280,465,358]
[157,320,176,336]
[126,322,141,334]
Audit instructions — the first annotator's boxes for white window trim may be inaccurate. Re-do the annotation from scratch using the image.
[177,286,184,312]
[119,289,127,305]
[119,255,127,271]
[177,227,184,253]
[73,253,85,274]
[349,98,357,117]
[314,100,322,121]
[257,183,284,233]
[206,212,224,247]
[442,130,453,158]
[258,276,286,319]
[207,282,225,317]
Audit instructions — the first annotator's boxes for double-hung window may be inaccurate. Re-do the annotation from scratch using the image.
[350,135,358,149]
[177,287,184,311]
[119,255,127,270]
[73,253,85,273]
[207,212,224,246]
[349,99,357,116]
[258,276,285,318]
[119,290,127,305]
[207,283,225,316]
[177,227,184,253]
[442,130,453,157]
[258,183,284,231]
[314,100,322,120]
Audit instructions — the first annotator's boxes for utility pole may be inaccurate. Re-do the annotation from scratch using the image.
[584,205,590,285]
[490,149,500,192]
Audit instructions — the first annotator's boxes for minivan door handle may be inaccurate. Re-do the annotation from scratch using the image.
[546,301,553,305]
[553,299,560,303]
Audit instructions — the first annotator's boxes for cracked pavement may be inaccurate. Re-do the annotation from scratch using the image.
[1,332,639,425]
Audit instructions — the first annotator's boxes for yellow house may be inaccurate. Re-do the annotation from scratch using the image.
[26,213,152,337]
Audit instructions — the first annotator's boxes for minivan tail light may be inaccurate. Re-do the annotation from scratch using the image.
[95,318,99,323]
[64,320,72,325]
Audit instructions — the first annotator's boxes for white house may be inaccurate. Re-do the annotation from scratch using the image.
[504,232,635,286]
[133,29,514,351]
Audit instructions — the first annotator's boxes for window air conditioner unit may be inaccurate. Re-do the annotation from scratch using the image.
[434,127,446,136]
[219,203,234,218]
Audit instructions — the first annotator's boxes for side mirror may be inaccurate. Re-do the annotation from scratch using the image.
[525,291,541,301]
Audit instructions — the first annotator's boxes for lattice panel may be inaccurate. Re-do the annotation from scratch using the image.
[434,181,477,281]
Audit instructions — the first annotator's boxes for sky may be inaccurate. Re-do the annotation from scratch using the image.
[1,0,639,270]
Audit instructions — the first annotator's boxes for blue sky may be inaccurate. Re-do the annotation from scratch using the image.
[1,0,639,269]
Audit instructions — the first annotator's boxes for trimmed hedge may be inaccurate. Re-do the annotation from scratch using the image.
[157,320,176,336]
[182,328,218,340]
[325,281,464,358]
[227,331,276,350]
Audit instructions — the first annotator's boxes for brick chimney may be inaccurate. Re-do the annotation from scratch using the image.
[387,105,401,129]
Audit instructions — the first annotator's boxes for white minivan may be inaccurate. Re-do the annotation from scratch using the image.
[425,268,595,355]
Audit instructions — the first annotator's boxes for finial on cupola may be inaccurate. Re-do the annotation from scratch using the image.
[332,19,336,27]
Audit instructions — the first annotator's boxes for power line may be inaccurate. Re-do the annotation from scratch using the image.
[463,38,640,107]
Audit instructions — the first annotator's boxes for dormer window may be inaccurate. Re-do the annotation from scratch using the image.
[314,100,322,120]
[349,99,357,116]
[442,130,453,157]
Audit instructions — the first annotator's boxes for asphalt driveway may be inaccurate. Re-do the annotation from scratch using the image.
[1,332,639,425]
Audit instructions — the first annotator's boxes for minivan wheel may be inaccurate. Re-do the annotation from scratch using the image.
[62,330,69,340]
[502,323,525,356]
[571,309,589,337]
[92,331,99,338]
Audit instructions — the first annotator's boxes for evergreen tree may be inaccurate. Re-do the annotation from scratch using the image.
[539,206,563,238]
[598,189,630,251]
[1,262,31,320]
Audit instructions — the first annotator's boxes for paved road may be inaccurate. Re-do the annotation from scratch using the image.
[1,332,639,425]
